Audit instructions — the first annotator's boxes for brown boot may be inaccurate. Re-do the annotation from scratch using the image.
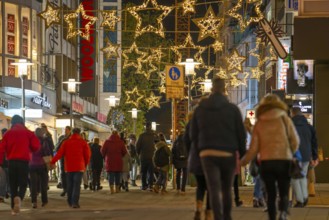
[115,185,120,193]
[204,209,212,220]
[110,185,115,194]
[153,184,159,193]
[194,200,203,220]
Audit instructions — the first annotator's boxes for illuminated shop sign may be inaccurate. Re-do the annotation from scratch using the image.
[31,93,52,109]
[292,100,312,113]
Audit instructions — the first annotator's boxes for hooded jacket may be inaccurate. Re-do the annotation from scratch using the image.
[136,129,156,161]
[190,93,246,157]
[241,102,300,165]
[292,114,318,162]
[101,134,127,172]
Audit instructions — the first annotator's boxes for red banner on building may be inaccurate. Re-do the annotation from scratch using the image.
[79,0,97,97]
[22,17,29,36]
[7,14,15,33]
[8,59,15,76]
[7,36,15,55]
[97,112,107,124]
[72,101,84,114]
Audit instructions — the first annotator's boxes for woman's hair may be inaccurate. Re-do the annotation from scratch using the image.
[93,137,100,144]
[112,130,118,136]
[256,94,288,117]
[35,127,44,138]
[158,133,166,142]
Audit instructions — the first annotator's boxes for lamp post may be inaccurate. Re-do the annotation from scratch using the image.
[63,79,81,128]
[179,58,200,112]
[129,108,139,134]
[12,59,33,123]
[105,95,119,131]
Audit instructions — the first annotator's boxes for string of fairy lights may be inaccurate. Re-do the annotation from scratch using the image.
[38,0,280,109]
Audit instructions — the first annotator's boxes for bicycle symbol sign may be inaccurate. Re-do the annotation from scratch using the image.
[169,67,181,81]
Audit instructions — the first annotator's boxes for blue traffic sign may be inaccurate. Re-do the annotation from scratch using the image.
[169,67,181,81]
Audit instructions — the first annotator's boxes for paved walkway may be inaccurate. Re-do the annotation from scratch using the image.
[0,182,329,219]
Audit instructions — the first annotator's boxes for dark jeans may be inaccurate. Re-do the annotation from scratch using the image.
[195,174,210,210]
[29,166,48,204]
[8,160,29,209]
[60,160,67,193]
[201,156,236,220]
[260,160,291,220]
[140,160,154,189]
[155,169,167,187]
[176,167,187,191]
[66,172,83,206]
[92,169,102,188]
[108,172,121,185]
[233,175,240,202]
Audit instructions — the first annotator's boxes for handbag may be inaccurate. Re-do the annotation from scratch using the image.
[249,159,259,177]
[41,140,55,170]
[282,117,304,179]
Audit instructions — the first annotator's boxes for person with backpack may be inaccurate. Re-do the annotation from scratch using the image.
[172,131,188,195]
[153,134,171,194]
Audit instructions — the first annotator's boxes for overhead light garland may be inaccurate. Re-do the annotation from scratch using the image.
[226,49,246,72]
[145,92,161,109]
[212,40,225,52]
[192,5,224,42]
[226,0,264,31]
[101,11,121,31]
[101,39,120,59]
[230,71,249,87]
[122,42,148,70]
[127,0,173,38]
[64,3,98,41]
[170,34,206,64]
[250,67,265,81]
[181,0,196,15]
[125,86,144,108]
[38,1,60,29]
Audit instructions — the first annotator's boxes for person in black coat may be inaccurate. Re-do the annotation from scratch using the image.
[172,132,188,194]
[89,137,104,191]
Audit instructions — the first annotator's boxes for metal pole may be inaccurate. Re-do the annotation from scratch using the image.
[21,76,25,123]
[133,118,136,134]
[187,75,192,112]
[70,93,73,128]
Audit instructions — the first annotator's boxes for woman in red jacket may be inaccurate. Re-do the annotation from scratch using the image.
[101,131,127,194]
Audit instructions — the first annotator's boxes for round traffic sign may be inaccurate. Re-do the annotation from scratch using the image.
[169,67,181,81]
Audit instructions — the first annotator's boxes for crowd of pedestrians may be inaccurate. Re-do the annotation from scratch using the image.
[0,77,319,220]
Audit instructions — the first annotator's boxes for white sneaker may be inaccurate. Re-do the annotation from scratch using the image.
[13,196,21,214]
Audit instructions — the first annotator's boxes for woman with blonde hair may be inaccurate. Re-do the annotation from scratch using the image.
[241,94,300,220]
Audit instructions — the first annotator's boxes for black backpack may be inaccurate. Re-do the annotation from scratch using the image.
[154,147,169,167]
[173,135,188,160]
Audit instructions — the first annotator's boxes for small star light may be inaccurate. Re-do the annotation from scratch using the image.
[226,49,246,72]
[170,34,206,63]
[101,11,121,31]
[101,40,120,59]
[145,92,161,109]
[127,0,173,38]
[192,6,224,42]
[122,42,148,70]
[212,40,224,52]
[64,3,98,41]
[181,0,196,15]
[226,0,264,31]
[250,67,264,81]
[230,71,249,87]
[38,1,60,28]
[215,67,229,79]
[125,87,144,108]
[159,85,166,94]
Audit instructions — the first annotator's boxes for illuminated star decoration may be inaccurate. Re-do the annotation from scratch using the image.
[215,67,229,79]
[158,71,166,94]
[255,19,285,46]
[181,0,196,15]
[127,0,173,38]
[226,0,264,31]
[230,71,250,87]
[101,11,121,31]
[125,87,144,108]
[122,42,147,70]
[101,39,120,59]
[64,3,98,41]
[250,67,265,81]
[145,92,161,109]
[212,40,224,52]
[37,1,60,29]
[226,49,246,72]
[192,5,224,42]
[170,34,206,64]
[138,48,165,79]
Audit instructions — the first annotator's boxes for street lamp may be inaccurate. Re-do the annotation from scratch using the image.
[151,122,157,131]
[105,95,119,130]
[12,59,33,123]
[179,58,200,112]
[129,108,139,134]
[63,78,81,128]
[200,79,213,94]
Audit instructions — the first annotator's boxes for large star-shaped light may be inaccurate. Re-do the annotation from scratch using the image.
[122,42,148,70]
[64,3,98,41]
[101,39,120,59]
[230,71,249,87]
[250,67,264,81]
[170,34,206,64]
[38,1,60,29]
[127,0,173,38]
[137,48,164,79]
[101,11,121,31]
[192,6,224,42]
[226,0,264,31]
[145,92,161,109]
[181,0,196,15]
[125,87,144,108]
[226,49,246,72]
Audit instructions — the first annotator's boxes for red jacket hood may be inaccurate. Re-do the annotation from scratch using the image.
[108,134,121,142]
